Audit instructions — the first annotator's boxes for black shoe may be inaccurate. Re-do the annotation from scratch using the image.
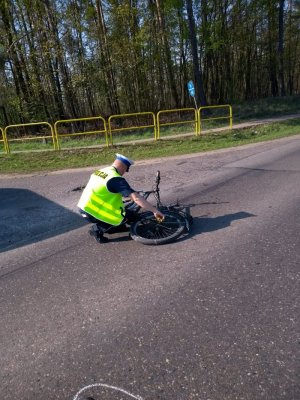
[89,225,99,238]
[95,232,109,243]
[89,226,109,243]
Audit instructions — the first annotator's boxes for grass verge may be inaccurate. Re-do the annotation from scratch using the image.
[0,118,299,174]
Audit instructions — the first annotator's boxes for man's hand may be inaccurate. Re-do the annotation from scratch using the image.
[154,211,165,222]
[131,192,165,221]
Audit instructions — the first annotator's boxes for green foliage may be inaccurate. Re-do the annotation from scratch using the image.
[0,0,299,126]
[233,95,300,121]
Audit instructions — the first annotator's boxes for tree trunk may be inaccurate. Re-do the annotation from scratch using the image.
[268,3,279,96]
[94,0,120,115]
[185,0,207,106]
[278,0,286,96]
[154,0,179,108]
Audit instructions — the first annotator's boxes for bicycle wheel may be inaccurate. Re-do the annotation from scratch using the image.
[130,210,186,245]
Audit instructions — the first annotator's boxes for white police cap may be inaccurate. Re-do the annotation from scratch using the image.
[115,153,135,168]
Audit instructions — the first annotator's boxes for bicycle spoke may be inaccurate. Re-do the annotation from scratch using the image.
[130,210,187,244]
[136,216,183,240]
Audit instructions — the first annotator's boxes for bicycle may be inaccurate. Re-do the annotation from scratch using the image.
[125,170,193,245]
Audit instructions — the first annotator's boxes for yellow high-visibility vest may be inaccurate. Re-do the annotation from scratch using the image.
[77,166,124,225]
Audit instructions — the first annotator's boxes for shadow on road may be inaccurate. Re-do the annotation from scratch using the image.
[0,188,85,253]
[191,211,256,235]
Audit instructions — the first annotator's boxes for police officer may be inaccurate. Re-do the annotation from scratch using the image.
[78,153,164,242]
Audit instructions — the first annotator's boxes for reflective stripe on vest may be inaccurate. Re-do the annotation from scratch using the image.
[77,166,124,225]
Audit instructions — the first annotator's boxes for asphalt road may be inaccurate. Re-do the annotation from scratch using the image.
[0,136,299,400]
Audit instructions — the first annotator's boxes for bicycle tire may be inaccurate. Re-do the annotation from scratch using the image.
[130,210,186,245]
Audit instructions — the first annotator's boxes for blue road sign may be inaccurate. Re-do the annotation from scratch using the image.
[187,80,195,97]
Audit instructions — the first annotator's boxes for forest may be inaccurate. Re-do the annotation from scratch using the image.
[0,0,299,127]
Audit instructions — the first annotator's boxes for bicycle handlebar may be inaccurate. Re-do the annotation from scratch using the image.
[156,170,160,187]
[125,170,162,212]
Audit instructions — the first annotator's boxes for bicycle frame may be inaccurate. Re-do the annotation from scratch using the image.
[125,170,191,230]
[124,170,161,213]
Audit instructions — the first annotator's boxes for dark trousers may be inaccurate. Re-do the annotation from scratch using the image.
[79,208,139,233]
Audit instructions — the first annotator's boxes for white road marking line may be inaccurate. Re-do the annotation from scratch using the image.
[72,383,144,400]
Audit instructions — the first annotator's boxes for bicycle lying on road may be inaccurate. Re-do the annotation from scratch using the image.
[124,170,193,245]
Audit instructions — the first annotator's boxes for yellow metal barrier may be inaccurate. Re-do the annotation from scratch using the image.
[198,105,232,134]
[1,105,233,156]
[157,108,198,139]
[0,127,9,153]
[54,116,108,150]
[108,112,156,144]
[4,122,56,153]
